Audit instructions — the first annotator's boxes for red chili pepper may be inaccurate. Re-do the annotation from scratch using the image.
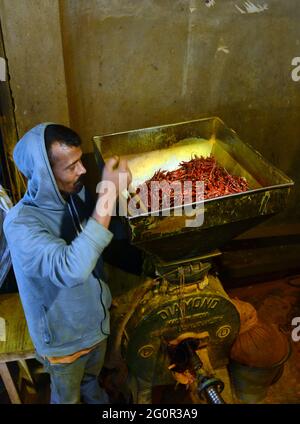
[135,155,249,212]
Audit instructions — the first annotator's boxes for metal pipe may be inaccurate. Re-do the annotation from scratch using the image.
[185,341,226,404]
[203,385,225,404]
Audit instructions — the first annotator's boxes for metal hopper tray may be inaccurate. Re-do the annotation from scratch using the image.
[93,117,294,261]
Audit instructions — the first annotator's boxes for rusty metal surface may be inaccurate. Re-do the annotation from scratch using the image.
[93,117,294,261]
[109,273,240,386]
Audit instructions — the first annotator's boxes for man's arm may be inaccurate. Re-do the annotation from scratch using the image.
[5,214,113,288]
[5,156,131,289]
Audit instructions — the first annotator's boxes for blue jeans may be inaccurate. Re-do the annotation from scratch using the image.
[36,339,109,404]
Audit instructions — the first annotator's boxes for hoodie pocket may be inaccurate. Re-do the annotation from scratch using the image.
[40,305,52,345]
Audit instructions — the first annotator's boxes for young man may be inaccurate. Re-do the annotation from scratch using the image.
[4,123,131,404]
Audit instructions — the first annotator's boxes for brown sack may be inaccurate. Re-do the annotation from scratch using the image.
[230,298,289,368]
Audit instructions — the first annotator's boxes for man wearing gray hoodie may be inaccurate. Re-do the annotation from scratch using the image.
[4,123,131,404]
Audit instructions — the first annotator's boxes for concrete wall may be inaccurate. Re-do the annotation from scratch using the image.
[0,0,300,231]
[0,0,69,134]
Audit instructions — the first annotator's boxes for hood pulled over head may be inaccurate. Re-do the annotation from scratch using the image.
[13,123,65,210]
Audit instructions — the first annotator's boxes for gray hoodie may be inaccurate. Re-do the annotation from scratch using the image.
[4,123,113,357]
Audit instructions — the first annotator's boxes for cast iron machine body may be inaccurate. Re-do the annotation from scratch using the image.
[93,117,293,403]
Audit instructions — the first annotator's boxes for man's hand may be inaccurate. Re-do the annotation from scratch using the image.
[92,156,132,228]
[101,156,131,196]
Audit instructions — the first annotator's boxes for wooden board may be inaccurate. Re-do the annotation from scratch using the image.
[0,293,34,362]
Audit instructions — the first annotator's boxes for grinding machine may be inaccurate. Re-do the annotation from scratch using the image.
[93,117,293,404]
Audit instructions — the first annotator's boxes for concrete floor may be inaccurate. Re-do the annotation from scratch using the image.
[1,275,299,404]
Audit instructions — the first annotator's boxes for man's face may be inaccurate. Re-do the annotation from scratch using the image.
[49,142,87,195]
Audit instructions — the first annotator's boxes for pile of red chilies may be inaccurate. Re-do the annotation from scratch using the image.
[136,155,248,211]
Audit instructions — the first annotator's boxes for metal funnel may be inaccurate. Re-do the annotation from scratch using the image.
[93,117,294,261]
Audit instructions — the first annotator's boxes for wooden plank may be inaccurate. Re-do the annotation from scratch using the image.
[0,362,21,403]
[0,293,34,361]
[0,351,35,363]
